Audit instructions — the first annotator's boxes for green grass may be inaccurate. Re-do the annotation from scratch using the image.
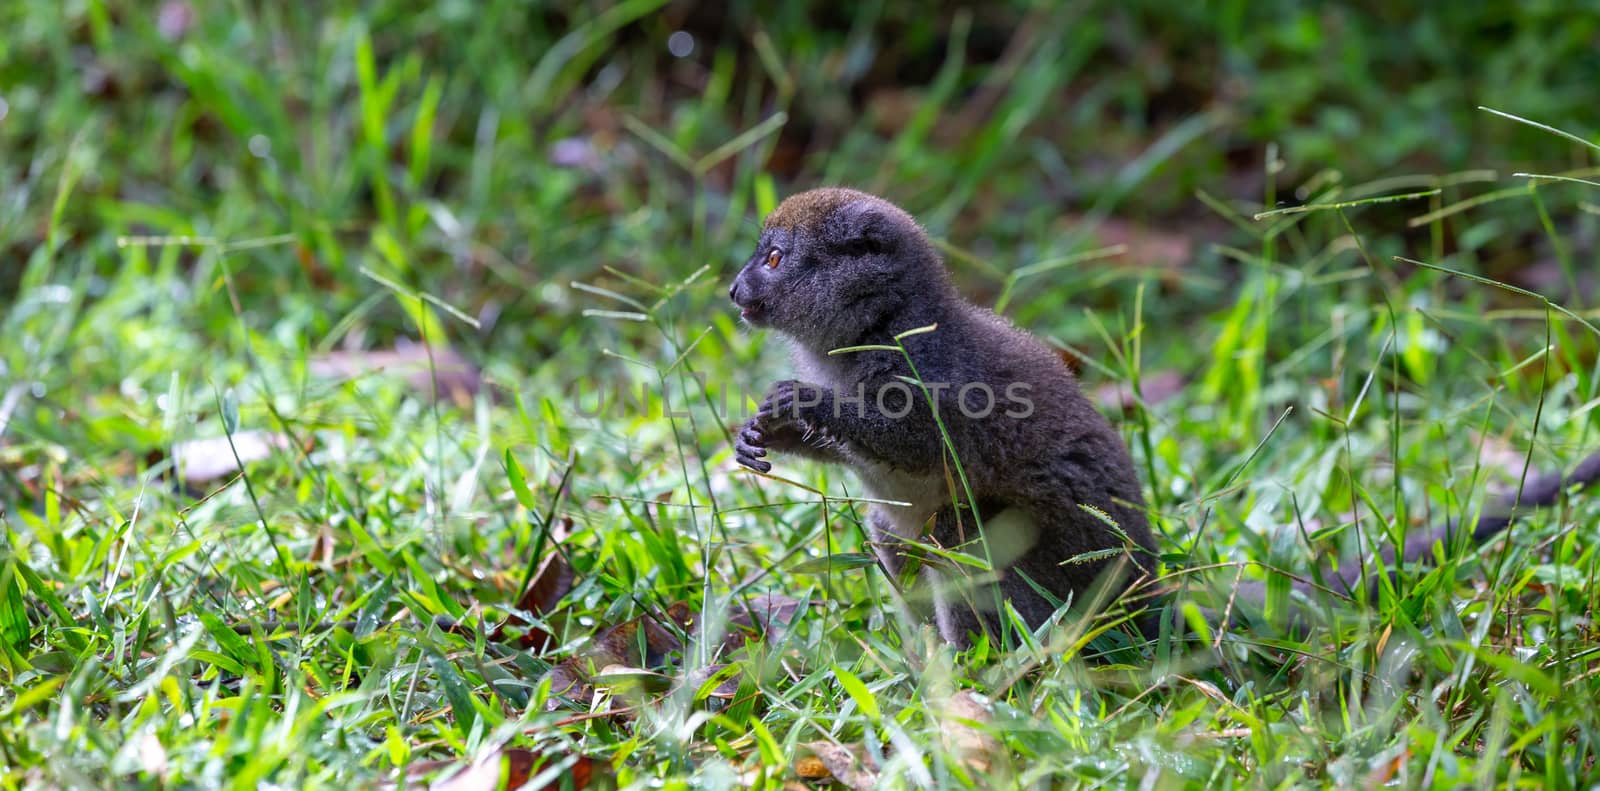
[4,1,1600,788]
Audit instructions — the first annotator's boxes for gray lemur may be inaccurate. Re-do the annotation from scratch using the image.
[729,186,1600,646]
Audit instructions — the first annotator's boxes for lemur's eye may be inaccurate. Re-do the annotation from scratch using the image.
[765,248,782,269]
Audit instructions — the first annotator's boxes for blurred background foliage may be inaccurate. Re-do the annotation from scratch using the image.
[7,0,1600,560]
[3,0,1596,347]
[5,1,1600,785]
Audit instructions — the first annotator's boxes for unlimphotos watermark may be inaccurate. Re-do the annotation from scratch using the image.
[565,377,1034,421]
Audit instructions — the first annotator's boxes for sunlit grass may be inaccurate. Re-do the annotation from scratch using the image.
[3,2,1600,788]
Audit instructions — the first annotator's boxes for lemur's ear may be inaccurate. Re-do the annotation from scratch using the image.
[823,200,896,256]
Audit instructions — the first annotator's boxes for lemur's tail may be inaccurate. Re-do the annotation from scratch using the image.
[1325,449,1600,599]
[1185,450,1600,635]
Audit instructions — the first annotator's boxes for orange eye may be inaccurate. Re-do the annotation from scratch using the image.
[765,248,782,268]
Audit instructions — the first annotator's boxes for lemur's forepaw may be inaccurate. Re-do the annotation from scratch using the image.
[757,379,819,430]
[734,419,771,473]
[735,380,828,473]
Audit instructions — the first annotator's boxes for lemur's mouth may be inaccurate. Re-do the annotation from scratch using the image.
[738,303,767,322]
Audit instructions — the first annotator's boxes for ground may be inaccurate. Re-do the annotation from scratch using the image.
[3,2,1600,788]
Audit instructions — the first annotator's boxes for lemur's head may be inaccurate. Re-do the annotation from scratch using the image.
[729,188,951,349]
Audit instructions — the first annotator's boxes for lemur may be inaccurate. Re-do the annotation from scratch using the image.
[729,187,1600,646]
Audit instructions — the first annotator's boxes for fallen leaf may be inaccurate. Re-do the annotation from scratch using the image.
[1367,747,1411,786]
[1092,370,1186,414]
[542,662,588,705]
[728,593,807,634]
[1055,345,1085,375]
[540,609,686,710]
[156,1,194,40]
[295,244,337,290]
[1097,218,1192,269]
[789,554,878,576]
[938,690,1001,776]
[548,137,603,172]
[796,742,878,790]
[407,747,593,791]
[309,524,336,567]
[793,756,830,780]
[171,431,292,484]
[309,343,482,405]
[493,551,574,651]
[865,88,925,137]
[599,612,686,666]
[137,731,168,779]
[1059,215,1194,275]
[1469,432,1527,478]
[682,663,742,700]
[664,601,695,629]
[715,592,812,654]
[593,664,672,696]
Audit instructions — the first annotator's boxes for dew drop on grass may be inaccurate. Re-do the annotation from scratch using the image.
[667,31,694,58]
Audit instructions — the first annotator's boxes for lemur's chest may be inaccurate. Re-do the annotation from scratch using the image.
[851,460,948,541]
[789,344,951,538]
[791,346,847,388]
[855,459,1039,568]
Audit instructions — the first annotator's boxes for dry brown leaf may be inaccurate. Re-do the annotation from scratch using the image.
[797,742,878,791]
[540,609,686,710]
[1368,747,1411,786]
[664,601,695,630]
[543,662,588,705]
[598,613,685,667]
[309,523,337,567]
[1176,675,1230,706]
[729,593,807,634]
[1055,345,1085,375]
[408,747,593,791]
[939,690,1001,776]
[682,663,742,700]
[493,551,574,651]
[593,664,672,695]
[792,755,830,780]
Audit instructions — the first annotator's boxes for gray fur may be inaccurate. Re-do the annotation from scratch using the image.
[730,188,1157,646]
[731,188,1600,647]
